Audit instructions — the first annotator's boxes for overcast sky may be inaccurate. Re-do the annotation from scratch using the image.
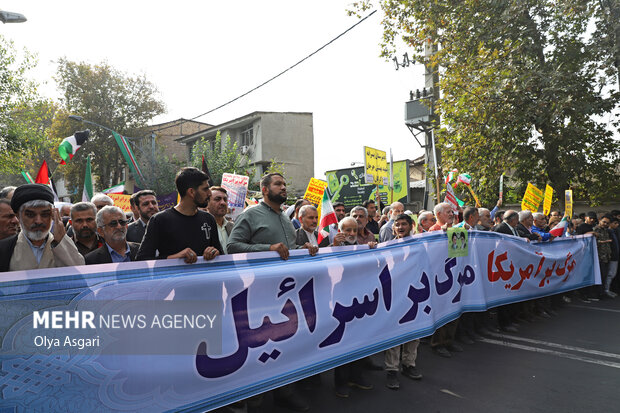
[2,0,427,179]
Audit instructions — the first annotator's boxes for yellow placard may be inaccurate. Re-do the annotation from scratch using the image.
[521,183,544,212]
[303,178,327,207]
[107,193,132,213]
[542,184,553,216]
[363,146,388,185]
[564,190,573,219]
[303,178,327,217]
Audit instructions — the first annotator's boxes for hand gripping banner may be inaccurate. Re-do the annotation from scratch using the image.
[0,232,599,412]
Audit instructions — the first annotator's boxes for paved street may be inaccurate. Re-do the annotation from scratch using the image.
[263,297,620,413]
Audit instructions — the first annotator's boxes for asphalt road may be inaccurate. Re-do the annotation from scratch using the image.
[261,297,620,413]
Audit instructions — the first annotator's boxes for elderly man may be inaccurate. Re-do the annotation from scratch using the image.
[206,186,234,254]
[295,204,330,248]
[291,198,311,230]
[137,167,222,263]
[351,206,376,245]
[455,206,479,230]
[494,210,520,236]
[90,193,114,210]
[379,202,405,242]
[385,213,422,390]
[476,208,493,231]
[127,190,159,243]
[428,202,461,357]
[417,211,435,233]
[227,172,314,411]
[85,206,139,264]
[532,213,553,241]
[429,202,454,231]
[70,202,103,257]
[517,210,542,241]
[0,184,84,272]
[0,199,19,240]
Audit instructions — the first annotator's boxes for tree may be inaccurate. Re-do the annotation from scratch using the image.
[351,0,620,206]
[190,131,254,185]
[0,34,46,178]
[135,141,184,194]
[52,59,166,197]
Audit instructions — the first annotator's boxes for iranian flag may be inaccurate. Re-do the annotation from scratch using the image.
[82,155,94,202]
[58,130,90,164]
[457,173,472,186]
[444,183,459,212]
[549,216,569,237]
[317,190,338,244]
[112,131,144,187]
[103,182,125,194]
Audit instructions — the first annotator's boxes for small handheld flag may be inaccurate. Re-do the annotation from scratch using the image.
[317,190,338,244]
[58,130,90,165]
[549,216,569,237]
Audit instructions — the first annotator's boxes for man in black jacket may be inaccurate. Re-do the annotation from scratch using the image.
[85,206,139,264]
[493,210,520,236]
[295,205,330,248]
[126,190,159,243]
[516,210,542,241]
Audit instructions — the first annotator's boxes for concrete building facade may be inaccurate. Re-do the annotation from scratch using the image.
[176,112,314,195]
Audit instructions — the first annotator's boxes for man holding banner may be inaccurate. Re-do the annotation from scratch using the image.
[136,167,222,263]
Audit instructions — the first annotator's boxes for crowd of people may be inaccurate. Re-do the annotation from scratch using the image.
[0,168,618,412]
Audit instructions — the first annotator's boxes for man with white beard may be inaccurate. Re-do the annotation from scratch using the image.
[0,184,84,272]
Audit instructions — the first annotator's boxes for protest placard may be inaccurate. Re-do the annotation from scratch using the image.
[521,182,544,212]
[543,184,554,215]
[221,173,250,220]
[363,146,388,185]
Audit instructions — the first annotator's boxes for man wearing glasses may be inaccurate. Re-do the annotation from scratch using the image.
[85,206,140,264]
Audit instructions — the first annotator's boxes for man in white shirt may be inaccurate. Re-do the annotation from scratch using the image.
[206,186,234,254]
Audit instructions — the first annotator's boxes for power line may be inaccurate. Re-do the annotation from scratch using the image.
[150,10,377,133]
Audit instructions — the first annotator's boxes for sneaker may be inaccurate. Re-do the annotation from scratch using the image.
[401,365,422,380]
[501,324,519,333]
[458,335,475,345]
[562,296,572,303]
[348,375,373,390]
[604,290,616,299]
[335,383,350,398]
[610,291,618,298]
[386,371,400,390]
[433,346,452,358]
[446,343,463,353]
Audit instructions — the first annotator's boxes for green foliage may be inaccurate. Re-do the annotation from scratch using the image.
[53,59,166,197]
[351,0,620,207]
[136,140,184,194]
[0,34,46,178]
[190,131,254,186]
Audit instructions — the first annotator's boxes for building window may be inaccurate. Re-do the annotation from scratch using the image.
[241,125,253,147]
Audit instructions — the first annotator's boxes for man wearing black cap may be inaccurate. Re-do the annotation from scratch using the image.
[0,184,84,272]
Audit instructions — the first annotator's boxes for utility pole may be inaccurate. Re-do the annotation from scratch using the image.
[403,42,441,210]
[424,41,441,208]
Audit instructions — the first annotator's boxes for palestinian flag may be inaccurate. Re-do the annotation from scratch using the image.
[549,216,569,237]
[112,131,144,187]
[58,130,90,164]
[317,190,338,244]
[34,160,59,201]
[103,182,125,194]
[82,155,94,202]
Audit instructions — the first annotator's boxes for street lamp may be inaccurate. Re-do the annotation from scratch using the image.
[0,10,27,23]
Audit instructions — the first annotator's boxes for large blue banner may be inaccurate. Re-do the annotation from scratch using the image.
[0,232,599,412]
